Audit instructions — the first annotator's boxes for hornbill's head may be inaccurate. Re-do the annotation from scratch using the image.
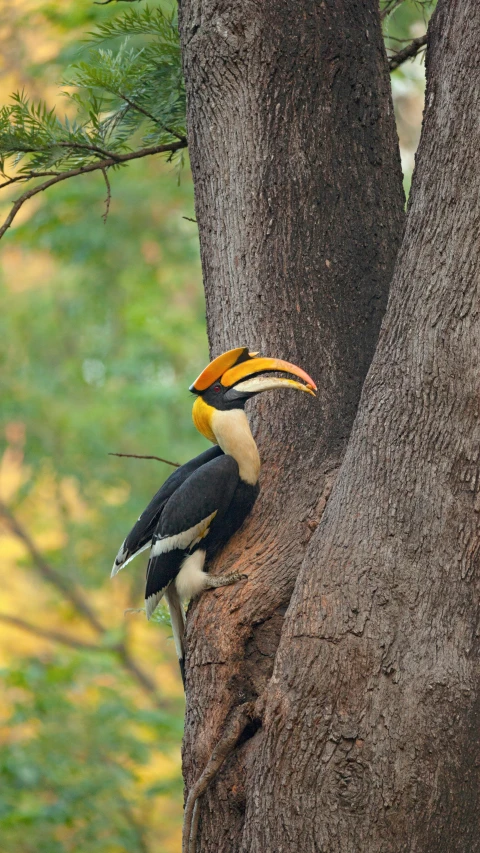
[189,347,316,443]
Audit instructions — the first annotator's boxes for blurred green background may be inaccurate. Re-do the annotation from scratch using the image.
[0,2,434,851]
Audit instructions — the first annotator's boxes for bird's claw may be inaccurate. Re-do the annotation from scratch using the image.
[230,571,248,582]
[204,571,248,590]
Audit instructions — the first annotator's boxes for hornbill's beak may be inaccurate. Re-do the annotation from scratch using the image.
[190,347,317,400]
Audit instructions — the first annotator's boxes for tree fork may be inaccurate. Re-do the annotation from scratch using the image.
[243,1,480,850]
[179,1,404,850]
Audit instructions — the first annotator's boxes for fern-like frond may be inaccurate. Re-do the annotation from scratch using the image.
[89,5,180,45]
[0,4,187,240]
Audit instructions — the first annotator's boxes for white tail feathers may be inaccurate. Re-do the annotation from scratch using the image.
[165,584,186,671]
[145,587,166,620]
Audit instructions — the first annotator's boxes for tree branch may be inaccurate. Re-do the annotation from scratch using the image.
[182,702,256,853]
[389,34,428,70]
[57,140,122,160]
[381,0,404,21]
[0,138,187,240]
[0,499,166,704]
[0,498,105,634]
[109,452,180,467]
[94,0,143,4]
[1,140,121,162]
[0,170,61,189]
[101,167,112,224]
[0,612,105,651]
[116,642,161,698]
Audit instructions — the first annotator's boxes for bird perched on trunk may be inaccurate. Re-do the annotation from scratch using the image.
[111,347,316,682]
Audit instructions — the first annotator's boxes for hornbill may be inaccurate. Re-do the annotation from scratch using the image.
[111,347,316,682]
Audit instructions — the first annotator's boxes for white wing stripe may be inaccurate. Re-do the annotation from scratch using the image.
[150,512,217,556]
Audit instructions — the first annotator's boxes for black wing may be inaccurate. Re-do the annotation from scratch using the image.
[111,445,224,575]
[144,454,239,617]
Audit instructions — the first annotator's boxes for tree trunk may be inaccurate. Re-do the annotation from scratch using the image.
[178,0,404,849]
[241,1,480,850]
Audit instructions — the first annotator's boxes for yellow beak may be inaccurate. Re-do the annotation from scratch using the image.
[221,357,317,394]
[189,348,317,397]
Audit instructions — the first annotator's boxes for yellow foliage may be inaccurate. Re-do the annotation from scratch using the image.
[0,445,30,500]
[0,6,188,850]
[103,481,131,507]
[0,441,185,851]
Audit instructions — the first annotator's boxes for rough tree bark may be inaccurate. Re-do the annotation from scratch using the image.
[243,2,480,851]
[178,0,404,849]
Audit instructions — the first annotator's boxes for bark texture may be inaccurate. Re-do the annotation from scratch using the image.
[242,2,480,850]
[178,1,404,850]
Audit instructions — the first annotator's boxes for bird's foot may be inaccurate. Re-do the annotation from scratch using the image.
[204,571,247,590]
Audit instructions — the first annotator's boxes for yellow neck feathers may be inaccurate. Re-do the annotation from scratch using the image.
[192,397,217,443]
[191,398,261,485]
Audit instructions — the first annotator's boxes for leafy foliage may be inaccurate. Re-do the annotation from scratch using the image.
[1,156,206,584]
[382,0,436,53]
[0,4,185,183]
[0,0,437,237]
[0,653,183,853]
[380,0,437,194]
[0,150,202,850]
[0,7,201,852]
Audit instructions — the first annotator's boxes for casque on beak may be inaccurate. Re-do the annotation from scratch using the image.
[189,347,317,400]
[222,356,317,400]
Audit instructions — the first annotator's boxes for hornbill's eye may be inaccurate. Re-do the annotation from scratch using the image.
[213,384,221,393]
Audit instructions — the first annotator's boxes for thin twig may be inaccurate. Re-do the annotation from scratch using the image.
[182,703,255,853]
[388,34,428,70]
[0,138,187,240]
[101,167,111,223]
[118,92,160,127]
[380,0,404,21]
[2,140,120,162]
[59,140,122,161]
[381,0,431,23]
[109,452,180,467]
[182,216,197,224]
[0,170,61,190]
[117,91,187,144]
[94,0,143,4]
[385,35,417,43]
